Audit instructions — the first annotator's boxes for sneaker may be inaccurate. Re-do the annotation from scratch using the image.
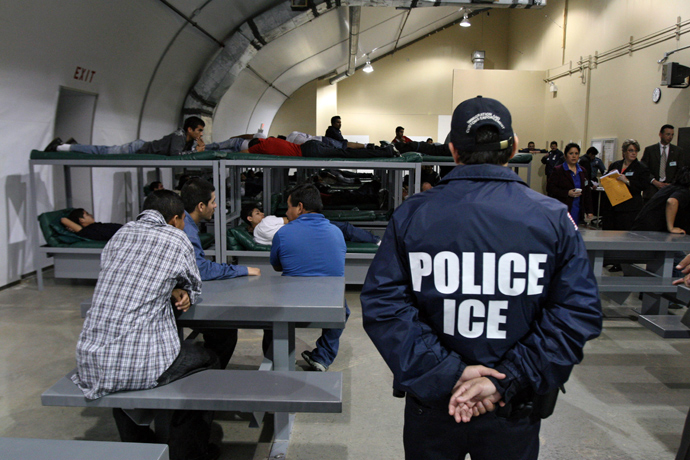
[301,350,328,372]
[65,137,78,144]
[44,137,62,152]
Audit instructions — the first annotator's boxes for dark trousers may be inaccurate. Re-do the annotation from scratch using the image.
[403,395,541,460]
[112,341,220,460]
[301,140,396,158]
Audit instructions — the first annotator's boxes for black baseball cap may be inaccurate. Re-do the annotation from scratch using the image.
[450,96,514,152]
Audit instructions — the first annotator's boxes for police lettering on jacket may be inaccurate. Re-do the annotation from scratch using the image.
[409,251,547,339]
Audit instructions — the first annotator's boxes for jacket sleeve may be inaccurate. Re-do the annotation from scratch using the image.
[490,210,602,401]
[628,162,651,195]
[546,168,571,201]
[360,216,467,401]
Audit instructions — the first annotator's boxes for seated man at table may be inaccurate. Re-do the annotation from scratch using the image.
[72,190,220,460]
[241,202,380,246]
[181,177,260,368]
[270,184,349,372]
[61,208,122,241]
[245,137,398,159]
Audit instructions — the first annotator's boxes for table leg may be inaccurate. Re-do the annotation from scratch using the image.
[271,322,296,457]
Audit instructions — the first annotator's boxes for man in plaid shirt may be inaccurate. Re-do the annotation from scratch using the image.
[72,190,220,460]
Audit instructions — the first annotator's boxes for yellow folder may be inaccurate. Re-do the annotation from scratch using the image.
[600,171,633,206]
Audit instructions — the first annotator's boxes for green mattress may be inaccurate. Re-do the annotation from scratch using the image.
[31,149,223,161]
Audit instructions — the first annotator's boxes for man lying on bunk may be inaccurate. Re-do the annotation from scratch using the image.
[241,202,380,246]
[180,177,260,369]
[44,116,262,156]
[60,208,122,241]
[243,136,399,159]
[286,130,371,150]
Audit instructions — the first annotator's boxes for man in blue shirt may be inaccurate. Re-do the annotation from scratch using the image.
[180,177,260,368]
[270,184,348,371]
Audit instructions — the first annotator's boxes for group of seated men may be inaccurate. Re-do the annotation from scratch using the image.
[67,178,360,460]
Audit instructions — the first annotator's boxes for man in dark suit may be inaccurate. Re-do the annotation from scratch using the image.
[641,124,686,200]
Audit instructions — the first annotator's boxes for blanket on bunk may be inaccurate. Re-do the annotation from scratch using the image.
[217,151,423,162]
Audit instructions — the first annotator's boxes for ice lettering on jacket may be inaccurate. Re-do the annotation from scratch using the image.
[410,251,548,339]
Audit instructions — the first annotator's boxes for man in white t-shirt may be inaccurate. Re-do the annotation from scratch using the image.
[241,204,380,246]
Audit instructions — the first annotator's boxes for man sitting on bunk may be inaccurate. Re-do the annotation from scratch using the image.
[45,116,263,156]
[245,136,398,159]
[241,202,380,246]
[61,208,123,241]
[180,177,260,369]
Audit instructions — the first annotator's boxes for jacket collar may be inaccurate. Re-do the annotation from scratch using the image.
[438,163,527,186]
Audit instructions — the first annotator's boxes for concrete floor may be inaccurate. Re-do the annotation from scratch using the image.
[1,270,690,459]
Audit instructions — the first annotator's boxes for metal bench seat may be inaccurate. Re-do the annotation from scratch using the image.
[42,369,342,414]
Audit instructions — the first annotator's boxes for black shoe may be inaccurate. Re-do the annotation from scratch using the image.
[44,137,62,152]
[65,137,78,144]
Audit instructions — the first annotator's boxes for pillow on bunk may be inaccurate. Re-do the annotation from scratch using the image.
[230,227,271,252]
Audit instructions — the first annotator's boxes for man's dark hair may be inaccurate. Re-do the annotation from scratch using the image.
[660,124,675,133]
[528,141,535,146]
[396,126,404,133]
[277,135,287,140]
[564,143,581,155]
[183,116,205,132]
[143,190,185,223]
[673,166,690,187]
[150,181,163,190]
[241,202,260,225]
[67,208,86,224]
[585,146,598,157]
[248,138,261,148]
[331,115,341,125]
[550,141,558,147]
[456,125,512,165]
[288,184,323,213]
[181,177,215,214]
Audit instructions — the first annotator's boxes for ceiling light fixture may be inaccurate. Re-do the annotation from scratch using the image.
[460,14,471,28]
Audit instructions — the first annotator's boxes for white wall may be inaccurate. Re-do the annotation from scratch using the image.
[0,0,218,287]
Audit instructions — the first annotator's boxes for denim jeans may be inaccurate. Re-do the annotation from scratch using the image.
[70,139,147,155]
[311,300,350,367]
[205,137,244,152]
[112,341,219,460]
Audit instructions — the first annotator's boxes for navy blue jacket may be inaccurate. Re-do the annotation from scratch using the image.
[361,164,602,403]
